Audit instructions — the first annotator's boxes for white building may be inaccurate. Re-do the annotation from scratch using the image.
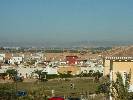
[80,60,103,74]
[9,57,23,65]
[42,67,58,75]
[16,66,58,78]
[17,67,38,78]
[0,54,5,61]
[31,53,43,60]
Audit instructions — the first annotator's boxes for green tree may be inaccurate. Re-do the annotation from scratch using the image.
[6,69,17,79]
[93,71,103,82]
[0,73,7,79]
[97,71,132,100]
[58,71,72,79]
[34,70,47,81]
[88,70,94,77]
[112,71,131,100]
[34,70,43,80]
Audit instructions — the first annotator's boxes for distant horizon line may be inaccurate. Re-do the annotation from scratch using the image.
[0,40,133,48]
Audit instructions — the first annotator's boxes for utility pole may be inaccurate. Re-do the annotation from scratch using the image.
[109,60,113,100]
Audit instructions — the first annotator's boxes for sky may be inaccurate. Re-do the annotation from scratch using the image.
[0,0,133,44]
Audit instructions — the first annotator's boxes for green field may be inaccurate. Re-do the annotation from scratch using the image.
[0,78,105,100]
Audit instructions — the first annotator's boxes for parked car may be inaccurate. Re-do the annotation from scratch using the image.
[16,90,27,97]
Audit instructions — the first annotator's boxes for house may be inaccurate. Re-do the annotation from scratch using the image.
[58,65,80,75]
[59,60,67,65]
[66,56,78,65]
[16,66,44,78]
[9,56,23,65]
[42,66,58,75]
[80,62,103,74]
[0,54,5,61]
[17,67,38,78]
[77,58,87,66]
[0,55,4,61]
[59,59,67,65]
[4,53,13,64]
[31,52,43,60]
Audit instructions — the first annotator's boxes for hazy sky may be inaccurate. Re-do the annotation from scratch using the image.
[0,0,133,43]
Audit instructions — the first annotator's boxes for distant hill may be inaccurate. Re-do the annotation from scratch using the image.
[0,40,133,48]
[102,46,133,57]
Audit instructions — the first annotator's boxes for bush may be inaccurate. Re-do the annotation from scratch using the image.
[6,69,18,79]
[96,82,110,94]
[58,73,73,78]
[13,76,24,82]
[47,74,58,79]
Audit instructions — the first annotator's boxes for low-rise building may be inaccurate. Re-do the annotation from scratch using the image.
[104,57,133,92]
[0,54,5,61]
[66,56,78,65]
[58,65,80,75]
[9,56,23,65]
[42,67,58,75]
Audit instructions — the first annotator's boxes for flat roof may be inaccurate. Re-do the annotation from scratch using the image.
[105,57,133,60]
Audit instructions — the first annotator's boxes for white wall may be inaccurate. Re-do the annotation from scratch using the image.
[0,56,4,61]
[0,54,5,61]
[0,54,5,58]
[9,57,23,64]
[42,67,58,74]
[80,65,103,74]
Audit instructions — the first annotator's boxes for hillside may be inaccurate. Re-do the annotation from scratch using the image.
[102,46,133,57]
